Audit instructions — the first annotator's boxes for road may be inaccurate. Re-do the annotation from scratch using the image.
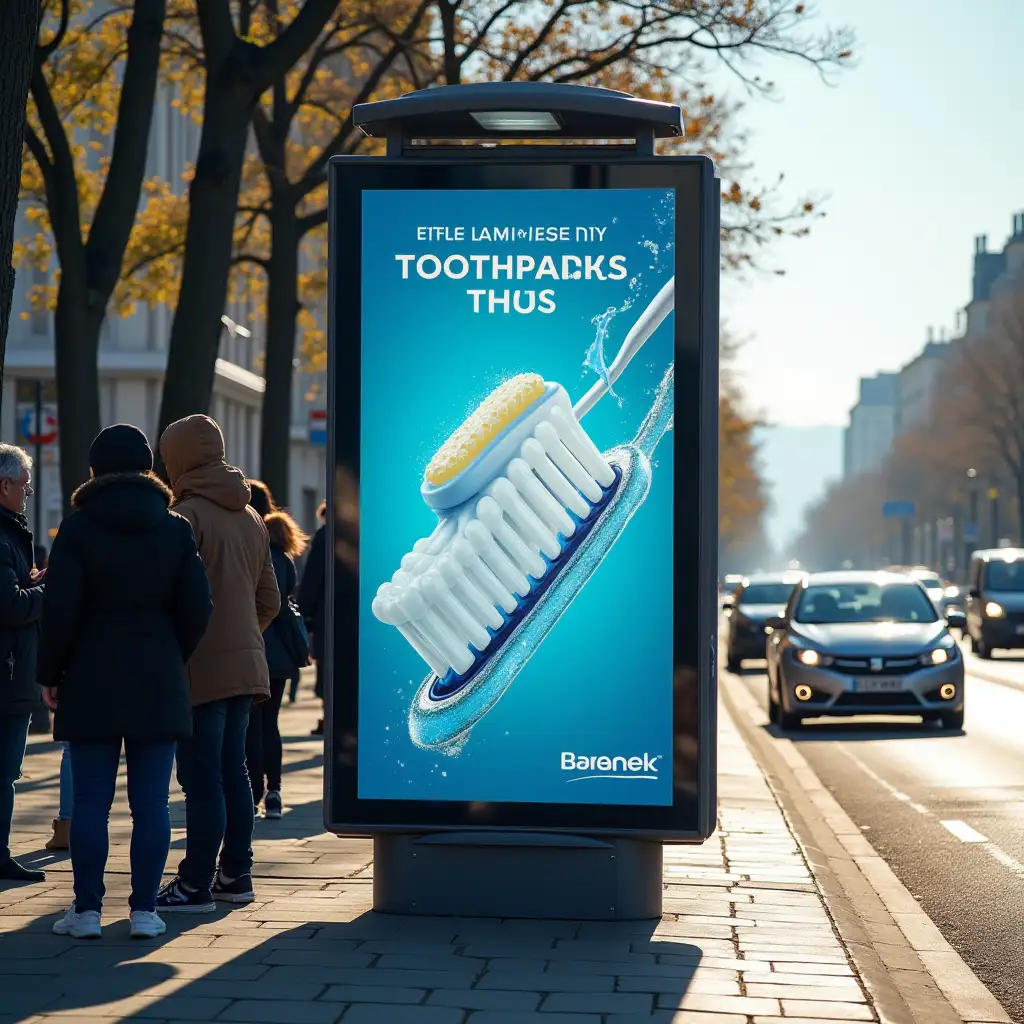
[728,648,1024,1024]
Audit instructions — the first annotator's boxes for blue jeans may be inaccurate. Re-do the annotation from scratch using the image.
[68,740,176,913]
[58,743,73,821]
[176,696,254,891]
[0,713,31,861]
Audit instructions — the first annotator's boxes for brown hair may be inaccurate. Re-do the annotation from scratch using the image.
[246,478,309,558]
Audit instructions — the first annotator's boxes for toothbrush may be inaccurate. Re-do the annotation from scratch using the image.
[371,277,676,748]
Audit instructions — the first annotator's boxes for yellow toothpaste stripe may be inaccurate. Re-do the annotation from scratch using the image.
[424,373,546,486]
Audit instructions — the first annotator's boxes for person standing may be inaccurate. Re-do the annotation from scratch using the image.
[0,444,46,882]
[244,480,308,819]
[298,502,326,736]
[39,425,212,939]
[156,415,279,913]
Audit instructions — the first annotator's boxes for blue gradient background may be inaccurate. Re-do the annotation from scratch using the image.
[358,188,675,805]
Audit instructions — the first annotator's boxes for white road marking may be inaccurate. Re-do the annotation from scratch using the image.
[836,744,931,816]
[984,844,1024,875]
[940,819,988,843]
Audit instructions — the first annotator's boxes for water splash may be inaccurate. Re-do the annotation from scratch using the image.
[408,362,675,750]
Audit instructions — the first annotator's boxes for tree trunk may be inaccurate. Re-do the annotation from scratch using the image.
[0,0,40,422]
[157,94,251,441]
[53,269,101,504]
[259,201,300,503]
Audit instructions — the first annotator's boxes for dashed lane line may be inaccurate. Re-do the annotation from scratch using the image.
[940,819,988,843]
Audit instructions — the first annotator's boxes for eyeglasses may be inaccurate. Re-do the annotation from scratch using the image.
[2,477,33,496]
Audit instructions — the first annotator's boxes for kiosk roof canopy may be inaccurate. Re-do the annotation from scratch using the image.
[353,83,683,142]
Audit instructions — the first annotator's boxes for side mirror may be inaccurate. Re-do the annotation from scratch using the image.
[946,608,966,629]
[968,588,980,599]
[765,615,786,630]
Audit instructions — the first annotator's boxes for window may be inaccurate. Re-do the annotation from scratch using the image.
[984,559,1024,593]
[795,582,937,624]
[738,584,796,606]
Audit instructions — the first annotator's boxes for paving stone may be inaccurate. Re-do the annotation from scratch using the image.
[376,954,487,971]
[655,992,782,1015]
[475,972,614,992]
[464,1015,599,1024]
[779,1000,876,1020]
[341,1007,464,1024]
[321,986,426,1004]
[427,989,542,1011]
[539,992,654,1013]
[217,999,343,1023]
[746,983,866,1001]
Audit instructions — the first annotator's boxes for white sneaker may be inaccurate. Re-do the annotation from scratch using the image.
[53,903,101,939]
[129,910,167,939]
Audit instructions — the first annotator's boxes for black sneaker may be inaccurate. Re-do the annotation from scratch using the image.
[212,871,255,904]
[0,857,45,883]
[264,791,282,819]
[155,878,215,913]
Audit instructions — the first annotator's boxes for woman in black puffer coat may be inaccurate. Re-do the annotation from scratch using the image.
[39,424,212,940]
[245,480,308,820]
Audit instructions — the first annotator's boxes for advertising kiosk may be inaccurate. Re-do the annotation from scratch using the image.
[326,83,719,919]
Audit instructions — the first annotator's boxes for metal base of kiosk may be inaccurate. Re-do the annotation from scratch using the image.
[373,832,662,920]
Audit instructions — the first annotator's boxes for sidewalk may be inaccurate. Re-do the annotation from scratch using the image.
[0,678,982,1024]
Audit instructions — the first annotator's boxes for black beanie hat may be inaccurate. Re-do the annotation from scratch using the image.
[89,424,154,477]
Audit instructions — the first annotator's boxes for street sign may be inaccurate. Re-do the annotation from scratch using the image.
[308,408,327,446]
[16,404,58,446]
[326,82,719,919]
[965,522,979,543]
[883,501,915,519]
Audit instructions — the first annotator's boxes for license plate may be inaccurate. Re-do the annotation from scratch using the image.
[854,677,905,693]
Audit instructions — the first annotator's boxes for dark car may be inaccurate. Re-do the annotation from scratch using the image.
[765,571,966,731]
[722,572,807,671]
[965,548,1024,658]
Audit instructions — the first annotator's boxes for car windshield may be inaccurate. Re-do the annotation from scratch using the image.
[794,582,938,624]
[739,584,795,605]
[984,560,1024,592]
[914,574,942,590]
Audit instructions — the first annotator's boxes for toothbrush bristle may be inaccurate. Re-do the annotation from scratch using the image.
[424,373,546,486]
[374,378,618,694]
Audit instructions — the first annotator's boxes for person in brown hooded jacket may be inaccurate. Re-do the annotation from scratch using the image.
[155,415,280,913]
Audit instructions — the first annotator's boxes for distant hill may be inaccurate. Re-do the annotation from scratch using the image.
[755,425,843,554]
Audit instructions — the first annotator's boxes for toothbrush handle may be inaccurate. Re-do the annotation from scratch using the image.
[573,276,675,420]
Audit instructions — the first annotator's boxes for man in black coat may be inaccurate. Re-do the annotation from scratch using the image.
[0,443,46,882]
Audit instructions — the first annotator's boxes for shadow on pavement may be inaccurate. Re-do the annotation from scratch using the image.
[764,719,966,742]
[0,912,693,1020]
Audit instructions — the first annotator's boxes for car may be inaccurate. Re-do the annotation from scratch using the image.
[765,570,966,731]
[965,548,1024,658]
[722,571,807,672]
[886,565,949,611]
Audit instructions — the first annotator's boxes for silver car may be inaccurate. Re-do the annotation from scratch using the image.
[765,571,966,731]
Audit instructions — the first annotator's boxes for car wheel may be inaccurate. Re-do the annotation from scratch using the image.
[975,635,992,659]
[940,710,965,730]
[726,652,742,673]
[779,709,804,731]
[767,677,780,724]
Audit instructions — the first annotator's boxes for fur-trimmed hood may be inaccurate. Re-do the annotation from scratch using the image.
[71,471,176,532]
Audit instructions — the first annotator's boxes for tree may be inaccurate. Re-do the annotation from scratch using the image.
[244,0,853,500]
[156,0,340,452]
[720,331,766,561]
[21,0,166,504]
[944,278,1024,540]
[0,0,41,420]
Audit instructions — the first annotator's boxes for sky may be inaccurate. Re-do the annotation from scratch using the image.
[720,0,1024,427]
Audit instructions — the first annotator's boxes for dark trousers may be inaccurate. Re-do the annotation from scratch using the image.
[68,739,176,913]
[176,696,253,890]
[245,679,285,804]
[0,713,30,861]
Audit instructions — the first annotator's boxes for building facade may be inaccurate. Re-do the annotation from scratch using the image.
[6,82,327,547]
[843,372,898,478]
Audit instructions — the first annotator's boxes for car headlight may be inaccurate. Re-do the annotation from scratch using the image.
[796,648,833,667]
[985,601,1005,618]
[922,648,950,666]
[944,585,960,598]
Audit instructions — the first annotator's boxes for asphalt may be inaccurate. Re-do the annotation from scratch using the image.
[729,652,1024,1024]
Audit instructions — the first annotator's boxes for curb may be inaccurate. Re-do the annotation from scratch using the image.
[720,675,1012,1024]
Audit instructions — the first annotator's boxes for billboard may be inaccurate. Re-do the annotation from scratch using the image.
[327,157,718,839]
[359,188,676,807]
